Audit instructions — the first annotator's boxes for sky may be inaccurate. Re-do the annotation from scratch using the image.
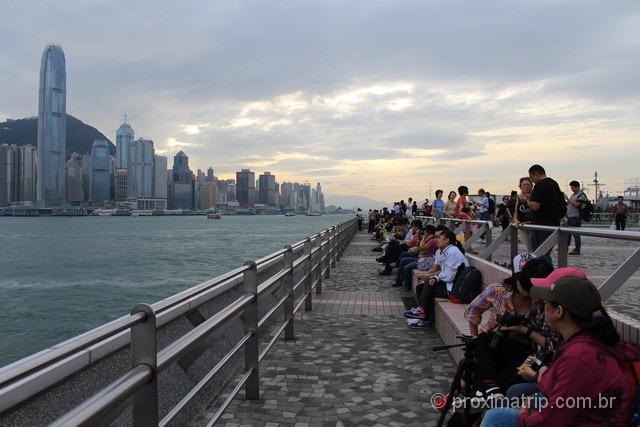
[1,0,639,205]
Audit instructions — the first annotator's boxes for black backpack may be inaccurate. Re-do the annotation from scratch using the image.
[450,265,482,304]
[578,192,594,222]
[551,187,568,222]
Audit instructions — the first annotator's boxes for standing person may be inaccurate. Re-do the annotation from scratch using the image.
[565,181,587,255]
[476,188,491,221]
[496,196,513,231]
[444,191,457,218]
[455,186,469,219]
[400,200,407,216]
[433,190,445,220]
[527,165,566,256]
[355,208,363,231]
[368,209,376,233]
[614,196,629,230]
[412,200,418,217]
[514,178,534,252]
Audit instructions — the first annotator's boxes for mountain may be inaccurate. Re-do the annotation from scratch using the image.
[0,115,114,158]
[324,194,390,211]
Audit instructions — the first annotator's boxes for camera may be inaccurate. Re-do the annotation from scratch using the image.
[488,313,530,350]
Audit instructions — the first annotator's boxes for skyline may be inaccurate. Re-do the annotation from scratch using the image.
[1,1,639,202]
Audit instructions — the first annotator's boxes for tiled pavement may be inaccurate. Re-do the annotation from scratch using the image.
[201,231,456,426]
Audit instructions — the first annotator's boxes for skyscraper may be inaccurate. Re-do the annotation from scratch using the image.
[0,145,18,207]
[236,169,256,208]
[18,145,37,203]
[115,119,134,169]
[258,172,277,206]
[89,140,110,206]
[169,151,194,210]
[37,44,67,207]
[127,138,154,199]
[172,151,192,183]
[65,152,83,204]
[153,155,168,200]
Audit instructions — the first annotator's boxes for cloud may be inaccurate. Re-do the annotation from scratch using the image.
[0,0,638,201]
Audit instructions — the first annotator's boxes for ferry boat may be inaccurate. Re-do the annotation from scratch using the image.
[284,212,296,217]
[305,211,322,216]
[207,212,222,219]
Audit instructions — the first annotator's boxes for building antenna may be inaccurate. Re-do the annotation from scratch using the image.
[124,113,127,124]
[587,171,606,202]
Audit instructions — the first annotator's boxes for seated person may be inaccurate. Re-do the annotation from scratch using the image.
[458,256,555,403]
[392,224,440,289]
[481,268,640,427]
[377,219,422,275]
[403,230,468,327]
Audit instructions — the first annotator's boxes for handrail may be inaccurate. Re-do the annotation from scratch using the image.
[1,217,358,426]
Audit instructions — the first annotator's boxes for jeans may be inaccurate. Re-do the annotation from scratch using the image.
[566,216,581,251]
[480,408,519,427]
[506,382,538,400]
[530,229,553,265]
[616,215,626,230]
[416,281,448,322]
[395,254,417,287]
[479,211,492,221]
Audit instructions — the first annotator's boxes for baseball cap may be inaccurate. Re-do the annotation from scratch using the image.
[530,268,601,318]
[513,253,534,274]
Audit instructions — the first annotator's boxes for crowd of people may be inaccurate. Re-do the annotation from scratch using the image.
[363,164,640,426]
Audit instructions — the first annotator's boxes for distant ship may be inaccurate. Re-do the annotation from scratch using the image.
[305,211,322,216]
[207,212,222,219]
[284,212,296,217]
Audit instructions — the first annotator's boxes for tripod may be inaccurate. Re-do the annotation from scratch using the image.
[433,335,477,427]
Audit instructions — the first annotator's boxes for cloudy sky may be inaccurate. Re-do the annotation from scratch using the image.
[1,0,639,204]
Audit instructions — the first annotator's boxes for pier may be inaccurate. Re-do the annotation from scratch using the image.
[1,218,640,426]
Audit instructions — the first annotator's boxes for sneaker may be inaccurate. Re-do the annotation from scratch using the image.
[371,247,383,252]
[569,249,580,255]
[379,268,392,276]
[451,387,504,413]
[403,307,425,319]
[407,318,431,328]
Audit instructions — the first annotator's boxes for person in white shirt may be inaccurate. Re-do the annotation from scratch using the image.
[403,231,468,327]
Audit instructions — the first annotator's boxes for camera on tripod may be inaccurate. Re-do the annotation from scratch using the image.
[489,313,530,350]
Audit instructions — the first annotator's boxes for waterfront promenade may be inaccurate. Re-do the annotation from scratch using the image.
[203,231,456,426]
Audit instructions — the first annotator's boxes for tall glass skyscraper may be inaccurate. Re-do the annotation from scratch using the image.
[116,120,134,169]
[236,169,256,208]
[90,140,110,206]
[37,44,66,207]
[127,138,154,199]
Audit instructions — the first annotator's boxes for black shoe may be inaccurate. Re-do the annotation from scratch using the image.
[375,256,389,263]
[379,268,392,276]
[371,247,383,252]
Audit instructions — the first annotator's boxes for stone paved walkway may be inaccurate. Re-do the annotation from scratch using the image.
[203,231,456,426]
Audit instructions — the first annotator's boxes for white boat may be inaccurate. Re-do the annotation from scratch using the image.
[284,212,296,217]
[207,213,222,219]
[305,212,322,216]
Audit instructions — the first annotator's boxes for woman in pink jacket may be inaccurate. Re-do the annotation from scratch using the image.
[480,268,640,427]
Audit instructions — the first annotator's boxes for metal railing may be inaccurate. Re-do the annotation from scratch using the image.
[0,218,358,426]
[417,216,640,300]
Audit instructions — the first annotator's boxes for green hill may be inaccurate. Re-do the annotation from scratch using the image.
[0,115,114,158]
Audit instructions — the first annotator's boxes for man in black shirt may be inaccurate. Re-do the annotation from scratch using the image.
[527,164,565,258]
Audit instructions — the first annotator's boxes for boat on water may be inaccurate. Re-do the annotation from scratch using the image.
[207,212,222,219]
[305,211,322,216]
[284,212,296,217]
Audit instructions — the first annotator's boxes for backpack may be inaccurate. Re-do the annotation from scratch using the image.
[551,186,568,221]
[450,265,482,304]
[487,197,496,215]
[624,360,640,426]
[578,192,594,222]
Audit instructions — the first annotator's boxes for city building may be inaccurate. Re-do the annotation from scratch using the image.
[115,169,128,202]
[81,154,91,203]
[169,151,194,209]
[172,151,193,183]
[127,138,154,200]
[0,145,18,207]
[207,167,215,181]
[236,169,256,208]
[153,155,168,200]
[65,152,83,204]
[89,140,111,206]
[258,172,277,206]
[37,44,66,207]
[199,181,218,210]
[115,119,134,169]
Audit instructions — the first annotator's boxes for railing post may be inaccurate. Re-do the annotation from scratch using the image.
[485,221,493,262]
[330,226,337,268]
[317,234,324,293]
[557,230,568,268]
[283,246,295,341]
[304,237,313,311]
[510,224,519,261]
[324,231,331,280]
[130,304,158,427]
[336,223,343,262]
[242,260,259,400]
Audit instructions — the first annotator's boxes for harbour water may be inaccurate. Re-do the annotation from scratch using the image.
[0,214,351,367]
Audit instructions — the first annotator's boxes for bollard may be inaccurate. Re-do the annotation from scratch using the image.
[130,304,158,427]
[557,230,568,268]
[283,246,295,340]
[242,260,260,400]
[304,238,313,311]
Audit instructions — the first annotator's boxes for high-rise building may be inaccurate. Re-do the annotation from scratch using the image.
[236,169,256,208]
[65,152,83,204]
[258,172,277,206]
[0,145,19,207]
[153,156,168,200]
[127,138,154,199]
[115,119,134,169]
[81,154,91,203]
[37,44,66,207]
[199,181,218,210]
[172,151,192,183]
[89,140,110,206]
[207,167,215,181]
[115,169,128,202]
